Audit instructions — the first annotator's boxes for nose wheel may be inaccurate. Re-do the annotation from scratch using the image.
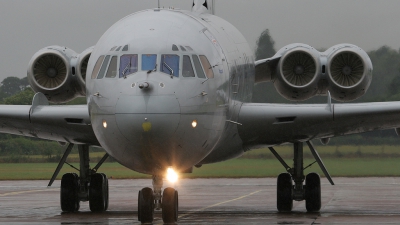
[137,175,179,223]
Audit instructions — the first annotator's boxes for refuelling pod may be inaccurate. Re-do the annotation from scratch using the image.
[273,44,322,101]
[325,44,373,102]
[27,46,85,103]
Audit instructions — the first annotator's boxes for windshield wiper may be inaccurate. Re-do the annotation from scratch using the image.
[122,61,131,78]
[163,62,174,77]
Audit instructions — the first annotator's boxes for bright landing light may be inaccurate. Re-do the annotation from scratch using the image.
[166,168,178,183]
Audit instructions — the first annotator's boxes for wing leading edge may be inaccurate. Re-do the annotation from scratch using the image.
[0,94,98,145]
[238,101,400,149]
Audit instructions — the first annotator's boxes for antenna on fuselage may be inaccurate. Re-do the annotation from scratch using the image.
[192,0,215,15]
[158,0,160,8]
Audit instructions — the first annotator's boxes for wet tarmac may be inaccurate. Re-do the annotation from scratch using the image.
[0,177,399,224]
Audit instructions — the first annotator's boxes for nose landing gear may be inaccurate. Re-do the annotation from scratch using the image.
[138,175,179,223]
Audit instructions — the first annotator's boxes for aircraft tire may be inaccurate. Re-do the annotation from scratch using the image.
[138,187,154,223]
[277,173,293,212]
[162,187,178,223]
[89,173,108,212]
[305,172,321,212]
[60,173,80,212]
[100,173,109,211]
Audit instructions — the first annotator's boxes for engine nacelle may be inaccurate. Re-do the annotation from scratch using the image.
[267,43,372,102]
[325,44,372,102]
[273,44,322,101]
[76,46,93,95]
[27,46,92,103]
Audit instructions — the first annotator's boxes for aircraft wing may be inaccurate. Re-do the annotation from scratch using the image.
[254,56,280,83]
[237,100,400,149]
[0,95,99,145]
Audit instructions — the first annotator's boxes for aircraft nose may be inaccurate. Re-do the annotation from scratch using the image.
[115,94,180,143]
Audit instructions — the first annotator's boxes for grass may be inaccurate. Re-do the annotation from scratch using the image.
[1,157,400,180]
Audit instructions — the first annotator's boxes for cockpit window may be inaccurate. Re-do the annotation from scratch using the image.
[161,54,179,77]
[120,54,138,77]
[105,56,118,78]
[192,55,206,79]
[142,54,157,71]
[199,55,214,79]
[97,55,111,79]
[91,55,105,79]
[182,55,195,77]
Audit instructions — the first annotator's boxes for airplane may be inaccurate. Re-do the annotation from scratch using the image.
[1,0,400,223]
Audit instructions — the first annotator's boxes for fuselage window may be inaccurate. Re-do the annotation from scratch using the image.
[199,55,214,79]
[142,54,157,71]
[97,55,111,79]
[120,54,138,77]
[91,55,105,79]
[182,55,195,77]
[161,54,179,77]
[105,56,118,78]
[192,55,206,79]
[180,46,187,51]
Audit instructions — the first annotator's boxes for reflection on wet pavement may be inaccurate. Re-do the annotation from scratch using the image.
[0,178,400,224]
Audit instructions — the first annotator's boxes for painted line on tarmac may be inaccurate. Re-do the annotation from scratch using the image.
[179,189,263,219]
[0,188,58,197]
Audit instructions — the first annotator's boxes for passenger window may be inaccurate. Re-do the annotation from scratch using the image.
[97,55,111,79]
[91,55,105,79]
[200,55,214,79]
[142,54,157,71]
[161,54,180,77]
[105,56,118,78]
[182,55,195,77]
[120,54,138,77]
[192,55,206,79]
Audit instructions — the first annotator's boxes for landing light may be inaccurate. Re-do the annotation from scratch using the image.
[102,120,107,128]
[192,120,197,128]
[166,167,178,183]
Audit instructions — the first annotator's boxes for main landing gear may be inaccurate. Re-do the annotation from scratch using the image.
[138,175,179,223]
[48,144,110,213]
[269,141,334,212]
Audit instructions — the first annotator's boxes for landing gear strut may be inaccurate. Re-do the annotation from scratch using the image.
[138,175,179,223]
[49,144,109,213]
[270,141,334,212]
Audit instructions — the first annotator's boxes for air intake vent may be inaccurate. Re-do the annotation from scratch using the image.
[281,51,316,86]
[329,52,364,87]
[33,54,67,89]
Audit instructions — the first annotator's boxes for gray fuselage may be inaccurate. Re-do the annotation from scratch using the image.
[86,9,254,175]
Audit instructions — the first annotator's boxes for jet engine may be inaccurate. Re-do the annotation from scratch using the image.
[273,44,322,101]
[325,44,372,101]
[260,43,372,102]
[27,46,93,103]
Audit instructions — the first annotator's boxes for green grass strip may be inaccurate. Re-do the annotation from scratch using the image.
[1,157,400,180]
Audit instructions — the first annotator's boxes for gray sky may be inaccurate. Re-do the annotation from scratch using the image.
[1,0,400,81]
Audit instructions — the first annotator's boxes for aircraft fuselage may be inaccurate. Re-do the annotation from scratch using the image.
[86,8,255,174]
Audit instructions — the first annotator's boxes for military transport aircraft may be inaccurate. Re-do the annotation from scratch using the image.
[1,0,400,223]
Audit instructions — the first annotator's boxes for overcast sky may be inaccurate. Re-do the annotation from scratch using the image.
[1,0,400,81]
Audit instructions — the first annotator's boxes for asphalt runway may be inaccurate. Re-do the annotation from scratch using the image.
[0,177,399,224]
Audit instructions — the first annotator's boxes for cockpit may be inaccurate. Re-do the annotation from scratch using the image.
[90,44,214,80]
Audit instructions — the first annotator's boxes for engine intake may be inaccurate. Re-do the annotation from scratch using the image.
[274,44,321,101]
[262,43,372,102]
[27,46,92,103]
[326,44,372,101]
